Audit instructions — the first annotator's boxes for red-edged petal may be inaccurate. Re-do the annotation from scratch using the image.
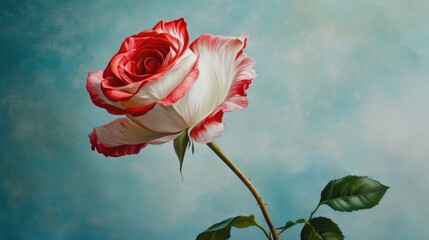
[109,53,125,79]
[117,30,174,54]
[189,111,225,143]
[158,58,199,106]
[172,34,253,126]
[153,18,189,55]
[125,50,198,107]
[89,118,176,157]
[219,79,251,111]
[101,86,135,101]
[86,71,126,115]
[179,34,255,142]
[218,50,256,112]
[97,19,192,105]
[89,71,156,117]
[101,51,197,106]
[124,102,156,116]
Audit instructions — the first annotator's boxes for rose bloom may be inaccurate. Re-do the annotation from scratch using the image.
[87,18,256,157]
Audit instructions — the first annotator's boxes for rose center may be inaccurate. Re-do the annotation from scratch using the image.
[143,57,161,74]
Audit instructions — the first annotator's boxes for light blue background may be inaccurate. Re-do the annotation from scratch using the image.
[1,1,428,239]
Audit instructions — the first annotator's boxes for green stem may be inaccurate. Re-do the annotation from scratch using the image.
[309,204,320,220]
[278,227,287,235]
[207,142,279,240]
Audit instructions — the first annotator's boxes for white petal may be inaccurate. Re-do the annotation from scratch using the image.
[129,104,188,133]
[89,117,176,157]
[172,34,246,126]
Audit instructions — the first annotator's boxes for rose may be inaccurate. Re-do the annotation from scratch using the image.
[87,18,256,157]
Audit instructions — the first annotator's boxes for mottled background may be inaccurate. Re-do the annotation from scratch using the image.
[1,0,428,239]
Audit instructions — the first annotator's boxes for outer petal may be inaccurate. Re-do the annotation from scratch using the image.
[189,111,225,143]
[86,71,126,115]
[172,34,256,143]
[129,104,188,134]
[216,35,256,113]
[89,118,177,157]
[218,56,255,112]
[86,70,156,116]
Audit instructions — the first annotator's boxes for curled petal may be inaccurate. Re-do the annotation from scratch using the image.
[101,83,136,101]
[86,71,125,115]
[158,55,199,106]
[89,118,177,157]
[87,71,156,116]
[189,111,225,143]
[213,35,256,113]
[220,79,252,111]
[153,18,189,55]
[117,30,175,55]
[129,50,198,106]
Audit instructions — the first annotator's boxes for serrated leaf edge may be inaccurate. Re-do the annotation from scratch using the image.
[320,175,389,212]
[321,187,388,211]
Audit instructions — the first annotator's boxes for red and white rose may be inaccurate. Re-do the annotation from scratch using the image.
[87,18,256,157]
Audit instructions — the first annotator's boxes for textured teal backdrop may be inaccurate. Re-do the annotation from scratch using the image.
[1,1,428,239]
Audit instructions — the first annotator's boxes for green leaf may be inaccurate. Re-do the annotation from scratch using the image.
[277,219,306,231]
[173,129,190,174]
[196,215,263,240]
[301,217,344,240]
[319,175,389,212]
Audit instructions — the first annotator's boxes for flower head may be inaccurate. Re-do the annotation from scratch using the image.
[87,18,256,157]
